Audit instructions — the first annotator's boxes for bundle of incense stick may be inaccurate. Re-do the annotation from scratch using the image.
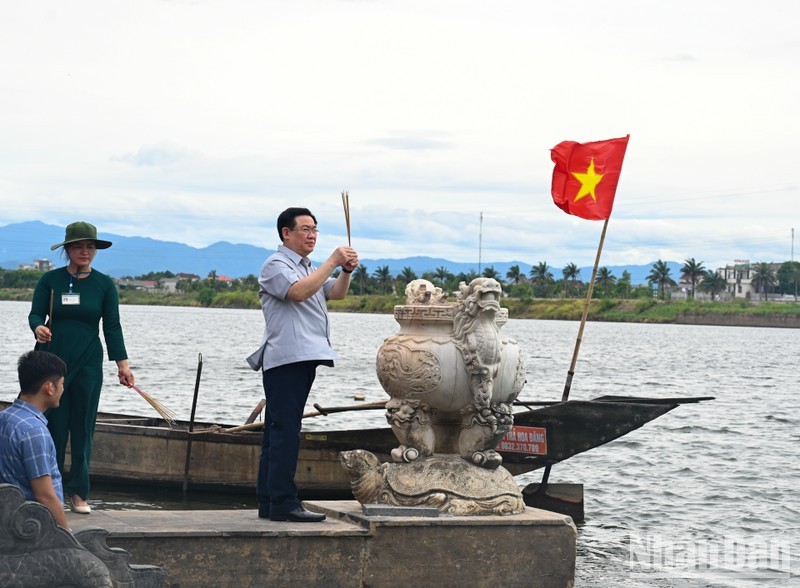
[341,190,351,246]
[131,385,177,427]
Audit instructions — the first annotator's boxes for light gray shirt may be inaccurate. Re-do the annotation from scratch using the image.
[246,244,339,371]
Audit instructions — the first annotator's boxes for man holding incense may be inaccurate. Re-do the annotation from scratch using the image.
[247,207,358,522]
[0,351,70,531]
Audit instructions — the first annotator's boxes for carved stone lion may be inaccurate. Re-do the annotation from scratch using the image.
[453,278,504,408]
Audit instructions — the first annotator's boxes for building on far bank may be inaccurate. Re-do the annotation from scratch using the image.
[205,274,233,286]
[160,277,179,293]
[721,261,783,301]
[169,273,201,292]
[116,279,158,292]
[18,259,53,272]
[672,260,788,302]
[113,273,200,293]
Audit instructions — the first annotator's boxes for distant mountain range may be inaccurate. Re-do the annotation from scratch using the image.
[0,221,680,285]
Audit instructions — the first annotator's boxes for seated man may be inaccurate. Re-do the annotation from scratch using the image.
[0,350,69,530]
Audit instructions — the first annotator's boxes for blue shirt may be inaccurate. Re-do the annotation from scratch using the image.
[247,244,339,371]
[0,399,63,502]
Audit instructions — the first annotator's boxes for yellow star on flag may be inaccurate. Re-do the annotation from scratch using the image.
[571,159,604,202]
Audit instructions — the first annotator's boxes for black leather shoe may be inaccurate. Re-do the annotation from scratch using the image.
[270,507,326,522]
[258,507,270,519]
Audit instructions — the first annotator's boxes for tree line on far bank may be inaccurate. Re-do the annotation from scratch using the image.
[2,258,799,306]
[345,258,800,303]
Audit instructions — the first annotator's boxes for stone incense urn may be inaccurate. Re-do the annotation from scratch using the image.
[342,278,527,515]
[376,277,526,467]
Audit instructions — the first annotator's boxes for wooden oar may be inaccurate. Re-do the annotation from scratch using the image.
[218,399,389,433]
[245,398,266,424]
[308,399,386,417]
[217,421,266,433]
[215,397,569,434]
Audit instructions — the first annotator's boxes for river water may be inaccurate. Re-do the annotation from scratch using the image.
[1,301,797,587]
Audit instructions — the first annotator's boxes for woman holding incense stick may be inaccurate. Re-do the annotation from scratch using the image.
[28,221,134,515]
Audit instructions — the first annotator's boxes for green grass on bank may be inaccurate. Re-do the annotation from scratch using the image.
[2,288,799,324]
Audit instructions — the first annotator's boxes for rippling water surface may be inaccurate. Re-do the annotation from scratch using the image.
[2,301,797,586]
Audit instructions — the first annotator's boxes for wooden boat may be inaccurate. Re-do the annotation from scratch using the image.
[0,395,711,499]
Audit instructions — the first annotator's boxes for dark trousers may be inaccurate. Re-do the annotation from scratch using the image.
[47,355,103,501]
[256,361,317,516]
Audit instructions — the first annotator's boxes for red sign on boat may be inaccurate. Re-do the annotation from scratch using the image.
[498,426,547,455]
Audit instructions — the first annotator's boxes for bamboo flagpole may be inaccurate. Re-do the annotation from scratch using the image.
[535,135,630,490]
[561,217,609,401]
[550,135,629,400]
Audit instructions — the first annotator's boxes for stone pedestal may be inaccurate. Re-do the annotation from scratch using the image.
[326,501,577,588]
[67,501,576,587]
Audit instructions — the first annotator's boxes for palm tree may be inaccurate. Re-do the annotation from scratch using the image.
[750,262,777,301]
[373,265,393,294]
[699,269,727,301]
[562,263,580,298]
[529,262,553,297]
[353,264,369,295]
[434,266,453,288]
[207,269,222,291]
[681,258,706,299]
[616,270,632,299]
[506,265,523,284]
[595,267,617,298]
[482,266,499,279]
[455,270,479,285]
[397,266,418,286]
[646,260,676,300]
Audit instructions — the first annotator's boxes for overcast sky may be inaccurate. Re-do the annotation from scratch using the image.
[2,0,798,271]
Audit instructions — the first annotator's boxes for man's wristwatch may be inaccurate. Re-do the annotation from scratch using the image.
[341,267,353,274]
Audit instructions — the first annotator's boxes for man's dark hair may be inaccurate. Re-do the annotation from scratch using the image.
[18,350,66,396]
[276,207,317,242]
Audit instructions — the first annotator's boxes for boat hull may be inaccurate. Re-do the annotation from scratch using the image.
[0,395,710,498]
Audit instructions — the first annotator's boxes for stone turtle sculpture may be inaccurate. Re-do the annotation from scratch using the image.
[340,449,525,516]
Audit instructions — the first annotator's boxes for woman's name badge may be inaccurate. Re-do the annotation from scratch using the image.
[62,292,80,305]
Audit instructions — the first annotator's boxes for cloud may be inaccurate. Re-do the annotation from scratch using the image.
[0,0,798,271]
[112,142,198,167]
[362,132,454,150]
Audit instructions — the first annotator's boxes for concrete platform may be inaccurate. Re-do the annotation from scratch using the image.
[67,501,576,587]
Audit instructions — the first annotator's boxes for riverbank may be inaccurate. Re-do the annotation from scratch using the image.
[3,289,799,328]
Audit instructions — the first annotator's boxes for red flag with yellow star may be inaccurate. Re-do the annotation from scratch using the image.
[550,135,629,220]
